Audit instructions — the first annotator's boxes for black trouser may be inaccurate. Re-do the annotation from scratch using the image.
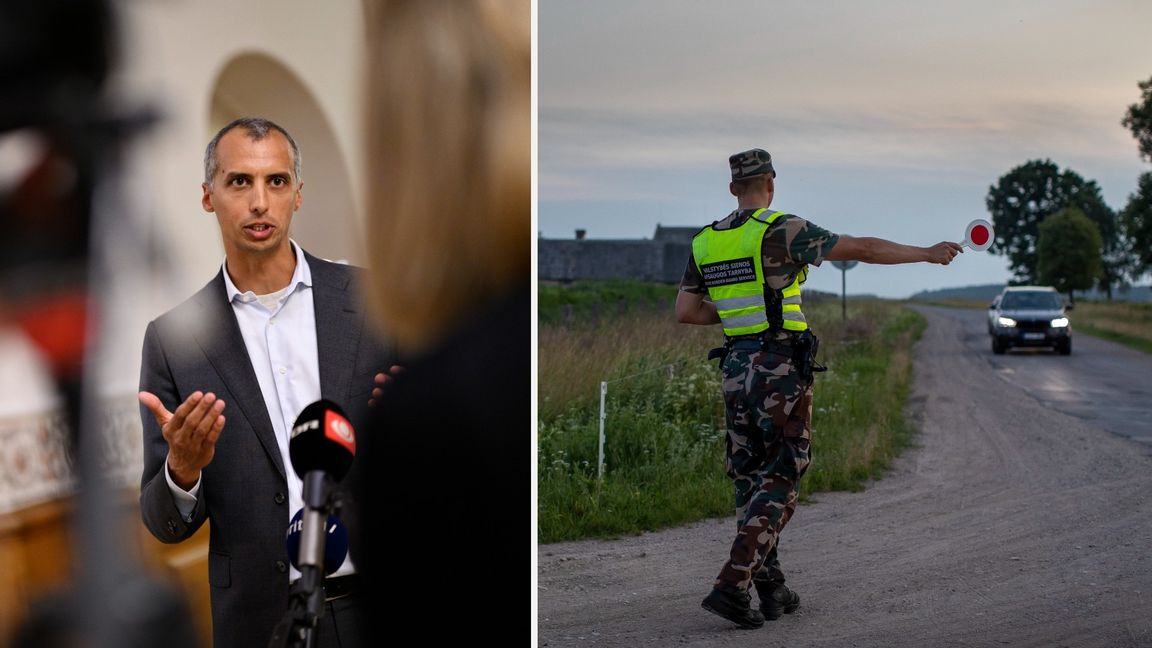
[314,591,366,648]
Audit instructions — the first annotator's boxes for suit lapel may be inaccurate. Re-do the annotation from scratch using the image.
[192,271,286,481]
[307,252,361,408]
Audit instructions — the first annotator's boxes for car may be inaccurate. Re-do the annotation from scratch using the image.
[987,286,1072,355]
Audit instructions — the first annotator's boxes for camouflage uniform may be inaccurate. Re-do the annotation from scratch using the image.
[681,198,839,595]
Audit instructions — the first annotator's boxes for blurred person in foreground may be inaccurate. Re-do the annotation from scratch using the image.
[679,148,961,629]
[137,117,394,647]
[4,1,203,645]
[353,0,530,638]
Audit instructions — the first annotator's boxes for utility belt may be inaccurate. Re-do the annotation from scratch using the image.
[707,329,827,382]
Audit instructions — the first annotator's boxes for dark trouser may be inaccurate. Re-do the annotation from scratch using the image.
[314,592,365,648]
[718,437,810,592]
[714,343,813,593]
[274,577,365,648]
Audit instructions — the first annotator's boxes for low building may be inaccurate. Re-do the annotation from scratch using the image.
[538,225,700,284]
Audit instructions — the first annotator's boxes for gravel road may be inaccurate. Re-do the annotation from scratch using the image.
[537,306,1152,648]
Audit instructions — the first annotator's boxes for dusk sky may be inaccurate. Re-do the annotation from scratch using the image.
[538,0,1152,298]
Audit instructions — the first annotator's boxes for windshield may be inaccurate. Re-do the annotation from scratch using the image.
[1000,291,1062,310]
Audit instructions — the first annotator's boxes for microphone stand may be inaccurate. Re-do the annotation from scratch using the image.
[268,471,333,648]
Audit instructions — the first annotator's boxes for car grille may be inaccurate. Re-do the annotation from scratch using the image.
[1016,319,1049,332]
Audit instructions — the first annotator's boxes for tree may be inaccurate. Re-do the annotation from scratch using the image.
[1122,76,1152,163]
[985,159,1117,288]
[1036,207,1102,304]
[1120,171,1152,280]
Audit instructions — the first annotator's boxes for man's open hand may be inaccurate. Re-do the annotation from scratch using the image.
[140,390,226,490]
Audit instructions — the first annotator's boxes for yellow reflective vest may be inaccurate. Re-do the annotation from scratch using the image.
[691,208,808,336]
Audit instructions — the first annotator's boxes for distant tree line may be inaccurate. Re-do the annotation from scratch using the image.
[985,75,1152,300]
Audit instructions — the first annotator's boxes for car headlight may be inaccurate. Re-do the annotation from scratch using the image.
[1050,317,1069,328]
[997,316,1017,327]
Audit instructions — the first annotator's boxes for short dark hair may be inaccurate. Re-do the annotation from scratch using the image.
[203,117,301,185]
[730,174,771,197]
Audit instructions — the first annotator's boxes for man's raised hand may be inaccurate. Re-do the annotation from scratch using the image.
[140,390,226,490]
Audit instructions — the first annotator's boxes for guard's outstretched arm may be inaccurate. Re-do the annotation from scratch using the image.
[827,235,962,265]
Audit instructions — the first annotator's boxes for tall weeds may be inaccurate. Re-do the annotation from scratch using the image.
[539,282,926,543]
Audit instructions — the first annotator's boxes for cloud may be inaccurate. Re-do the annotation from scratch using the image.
[541,98,1133,204]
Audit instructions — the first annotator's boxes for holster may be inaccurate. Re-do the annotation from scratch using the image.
[707,345,728,369]
[791,330,827,383]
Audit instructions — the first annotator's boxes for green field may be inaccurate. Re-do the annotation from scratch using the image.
[538,281,927,543]
[1069,301,1152,353]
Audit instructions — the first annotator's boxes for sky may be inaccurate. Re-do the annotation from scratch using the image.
[537,0,1152,298]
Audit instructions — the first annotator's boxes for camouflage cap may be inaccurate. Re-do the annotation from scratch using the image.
[729,148,776,181]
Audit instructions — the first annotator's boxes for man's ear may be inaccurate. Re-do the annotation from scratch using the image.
[294,181,303,211]
[201,183,214,212]
[729,181,739,198]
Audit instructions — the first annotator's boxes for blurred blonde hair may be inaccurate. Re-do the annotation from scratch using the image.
[363,0,531,354]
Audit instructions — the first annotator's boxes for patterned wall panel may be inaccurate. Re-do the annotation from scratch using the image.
[0,396,143,515]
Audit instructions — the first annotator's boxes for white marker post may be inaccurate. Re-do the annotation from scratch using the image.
[597,381,607,479]
[963,219,995,251]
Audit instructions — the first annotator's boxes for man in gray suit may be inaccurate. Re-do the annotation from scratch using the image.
[138,117,391,647]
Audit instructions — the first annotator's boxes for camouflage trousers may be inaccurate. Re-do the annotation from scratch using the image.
[713,341,813,593]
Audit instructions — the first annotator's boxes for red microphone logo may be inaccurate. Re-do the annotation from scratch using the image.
[324,410,355,455]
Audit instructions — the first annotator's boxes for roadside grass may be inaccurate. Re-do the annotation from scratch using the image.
[537,359,732,543]
[537,304,715,422]
[538,281,927,543]
[800,307,924,495]
[1071,301,1152,354]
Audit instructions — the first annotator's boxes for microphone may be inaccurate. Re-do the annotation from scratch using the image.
[285,508,349,576]
[289,399,356,481]
[281,399,357,646]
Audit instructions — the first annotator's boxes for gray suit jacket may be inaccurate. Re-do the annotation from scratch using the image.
[138,250,390,648]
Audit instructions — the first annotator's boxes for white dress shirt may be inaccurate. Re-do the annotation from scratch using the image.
[165,241,354,581]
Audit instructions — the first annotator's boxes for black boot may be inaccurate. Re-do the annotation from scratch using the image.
[701,586,764,629]
[755,581,800,620]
